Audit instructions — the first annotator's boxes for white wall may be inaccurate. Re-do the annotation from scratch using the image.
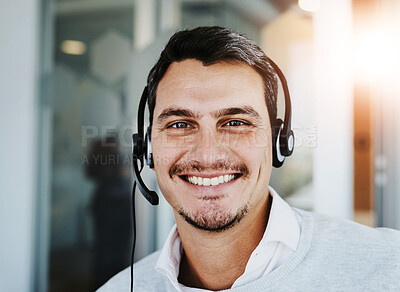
[0,0,39,291]
[261,1,354,219]
[261,10,315,209]
[313,0,354,219]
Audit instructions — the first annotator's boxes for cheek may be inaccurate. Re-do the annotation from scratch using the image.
[151,134,189,185]
[220,128,271,150]
[152,132,175,166]
[238,145,268,177]
[151,145,176,204]
[232,131,271,163]
[152,148,175,185]
[152,146,173,170]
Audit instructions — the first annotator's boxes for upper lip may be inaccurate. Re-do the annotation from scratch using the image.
[179,172,241,178]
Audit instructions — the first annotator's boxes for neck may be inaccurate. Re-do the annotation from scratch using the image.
[176,193,271,290]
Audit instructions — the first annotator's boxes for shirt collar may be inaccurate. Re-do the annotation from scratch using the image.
[155,186,300,288]
[155,223,182,291]
[262,186,300,251]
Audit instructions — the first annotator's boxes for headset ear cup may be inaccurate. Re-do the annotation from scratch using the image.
[272,119,285,168]
[132,133,144,164]
[145,127,154,168]
[281,129,294,157]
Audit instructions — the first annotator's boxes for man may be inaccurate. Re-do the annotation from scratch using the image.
[99,27,400,291]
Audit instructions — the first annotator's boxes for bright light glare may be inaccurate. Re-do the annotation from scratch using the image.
[298,0,320,12]
[354,30,399,79]
[61,40,87,55]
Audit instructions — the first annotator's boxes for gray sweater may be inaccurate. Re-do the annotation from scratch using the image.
[98,209,400,291]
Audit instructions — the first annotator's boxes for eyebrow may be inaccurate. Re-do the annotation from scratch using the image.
[212,106,262,122]
[156,106,262,124]
[156,107,200,124]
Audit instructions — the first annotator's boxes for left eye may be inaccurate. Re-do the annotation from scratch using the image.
[225,120,246,127]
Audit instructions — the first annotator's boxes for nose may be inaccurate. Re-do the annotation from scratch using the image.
[189,126,228,167]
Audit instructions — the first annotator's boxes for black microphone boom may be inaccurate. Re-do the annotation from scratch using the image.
[132,158,159,205]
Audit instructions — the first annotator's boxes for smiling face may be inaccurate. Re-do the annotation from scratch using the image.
[151,59,272,232]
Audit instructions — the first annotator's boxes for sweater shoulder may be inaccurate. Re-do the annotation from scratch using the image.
[312,210,400,243]
[97,250,166,292]
[295,208,400,262]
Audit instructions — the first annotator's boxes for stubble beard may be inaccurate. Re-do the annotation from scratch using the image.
[177,203,249,232]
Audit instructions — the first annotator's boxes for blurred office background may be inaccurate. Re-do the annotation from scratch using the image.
[1,0,400,291]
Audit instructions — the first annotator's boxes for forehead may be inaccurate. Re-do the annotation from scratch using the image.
[155,59,267,117]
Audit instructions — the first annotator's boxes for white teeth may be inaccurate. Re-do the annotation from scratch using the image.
[211,177,219,186]
[203,178,211,186]
[186,174,237,186]
[188,176,198,185]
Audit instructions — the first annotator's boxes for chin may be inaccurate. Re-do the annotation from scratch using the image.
[177,201,249,232]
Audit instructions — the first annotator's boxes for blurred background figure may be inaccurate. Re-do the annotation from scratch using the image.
[1,0,399,292]
[86,135,132,290]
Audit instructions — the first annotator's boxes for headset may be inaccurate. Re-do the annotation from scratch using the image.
[129,57,294,291]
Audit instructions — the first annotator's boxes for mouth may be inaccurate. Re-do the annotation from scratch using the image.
[179,173,243,186]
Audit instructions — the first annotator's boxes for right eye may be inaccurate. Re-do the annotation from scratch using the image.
[168,121,190,129]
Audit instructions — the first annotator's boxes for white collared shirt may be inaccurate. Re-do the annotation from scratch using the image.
[155,186,301,291]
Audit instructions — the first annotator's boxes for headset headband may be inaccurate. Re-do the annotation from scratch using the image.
[267,58,292,140]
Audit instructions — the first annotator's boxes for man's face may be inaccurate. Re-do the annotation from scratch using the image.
[151,59,272,231]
